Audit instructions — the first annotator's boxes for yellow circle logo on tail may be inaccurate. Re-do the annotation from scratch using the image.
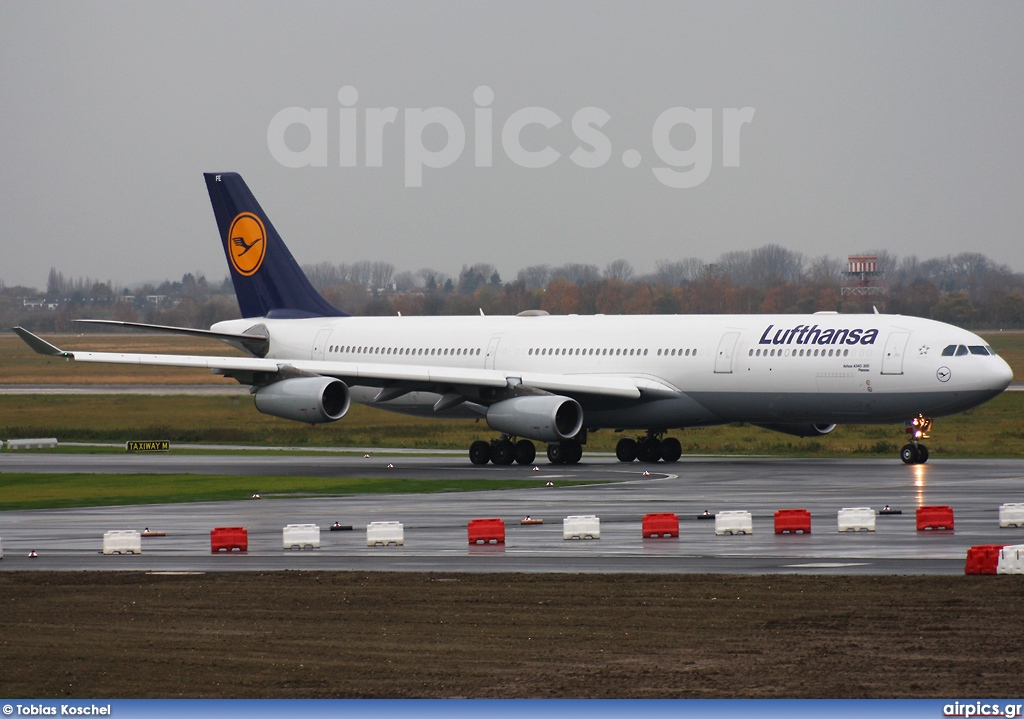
[227,212,266,276]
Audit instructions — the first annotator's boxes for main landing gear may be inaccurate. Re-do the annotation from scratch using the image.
[469,437,537,466]
[468,436,587,465]
[615,432,682,463]
[900,415,932,465]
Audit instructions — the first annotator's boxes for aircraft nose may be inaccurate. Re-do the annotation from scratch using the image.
[993,355,1014,391]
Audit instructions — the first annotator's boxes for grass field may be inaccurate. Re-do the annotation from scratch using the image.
[0,473,604,512]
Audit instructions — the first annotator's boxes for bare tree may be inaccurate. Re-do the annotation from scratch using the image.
[369,261,395,290]
[550,263,600,285]
[807,255,844,283]
[603,259,635,282]
[654,258,705,287]
[517,264,550,291]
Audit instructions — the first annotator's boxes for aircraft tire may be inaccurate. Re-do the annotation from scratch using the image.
[638,437,662,463]
[469,440,492,465]
[917,444,929,464]
[514,439,536,465]
[615,438,637,462]
[547,443,565,464]
[492,440,515,465]
[562,439,582,465]
[900,443,920,465]
[660,437,682,462]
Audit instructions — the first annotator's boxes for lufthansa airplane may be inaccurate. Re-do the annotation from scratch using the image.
[14,173,1014,466]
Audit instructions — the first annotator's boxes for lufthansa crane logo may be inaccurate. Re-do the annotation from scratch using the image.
[227,212,266,276]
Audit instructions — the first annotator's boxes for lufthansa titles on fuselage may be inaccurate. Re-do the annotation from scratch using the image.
[758,324,880,346]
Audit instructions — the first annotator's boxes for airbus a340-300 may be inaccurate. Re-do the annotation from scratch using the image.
[15,173,1013,466]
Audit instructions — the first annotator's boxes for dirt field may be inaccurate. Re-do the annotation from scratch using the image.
[0,572,1021,698]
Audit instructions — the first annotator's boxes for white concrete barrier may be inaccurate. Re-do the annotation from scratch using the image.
[838,507,876,532]
[563,515,600,540]
[367,521,404,546]
[715,510,753,535]
[998,503,1024,528]
[283,523,320,550]
[102,530,142,555]
[996,544,1024,575]
[7,438,58,450]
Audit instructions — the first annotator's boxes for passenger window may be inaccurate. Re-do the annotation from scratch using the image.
[941,345,956,356]
[955,345,969,356]
[969,346,988,355]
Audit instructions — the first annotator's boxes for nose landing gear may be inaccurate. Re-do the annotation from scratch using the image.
[900,415,932,465]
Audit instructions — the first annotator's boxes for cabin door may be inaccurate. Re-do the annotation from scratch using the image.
[714,332,741,373]
[312,328,333,361]
[881,331,910,375]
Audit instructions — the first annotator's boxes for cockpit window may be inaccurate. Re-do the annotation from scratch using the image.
[986,345,997,355]
[955,345,969,356]
[969,345,990,356]
[941,345,956,356]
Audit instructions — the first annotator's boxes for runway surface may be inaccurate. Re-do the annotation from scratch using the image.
[2,451,1023,575]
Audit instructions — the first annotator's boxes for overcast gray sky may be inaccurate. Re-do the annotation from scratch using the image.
[1,1,1022,289]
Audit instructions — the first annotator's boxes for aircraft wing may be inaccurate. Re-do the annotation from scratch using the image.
[13,327,678,401]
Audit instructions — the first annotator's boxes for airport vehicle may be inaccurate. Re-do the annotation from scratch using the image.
[14,173,1014,465]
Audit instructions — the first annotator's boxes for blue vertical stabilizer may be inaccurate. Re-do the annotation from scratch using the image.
[205,172,346,319]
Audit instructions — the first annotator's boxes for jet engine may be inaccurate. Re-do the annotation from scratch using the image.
[254,377,351,424]
[486,395,583,442]
[754,422,837,438]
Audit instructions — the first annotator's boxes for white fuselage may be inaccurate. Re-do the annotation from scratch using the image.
[213,312,1013,429]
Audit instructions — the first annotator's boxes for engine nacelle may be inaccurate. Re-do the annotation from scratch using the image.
[486,395,583,442]
[754,422,837,438]
[254,377,351,424]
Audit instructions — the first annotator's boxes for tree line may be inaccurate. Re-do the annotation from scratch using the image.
[4,246,1024,332]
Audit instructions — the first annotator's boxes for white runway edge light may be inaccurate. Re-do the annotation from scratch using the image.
[838,507,876,532]
[999,503,1024,528]
[282,523,320,550]
[715,510,753,535]
[367,521,404,546]
[102,530,142,555]
[563,515,600,540]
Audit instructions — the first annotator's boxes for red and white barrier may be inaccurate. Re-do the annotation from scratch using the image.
[642,513,679,538]
[774,509,811,534]
[916,505,954,531]
[965,544,1005,575]
[468,518,505,544]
